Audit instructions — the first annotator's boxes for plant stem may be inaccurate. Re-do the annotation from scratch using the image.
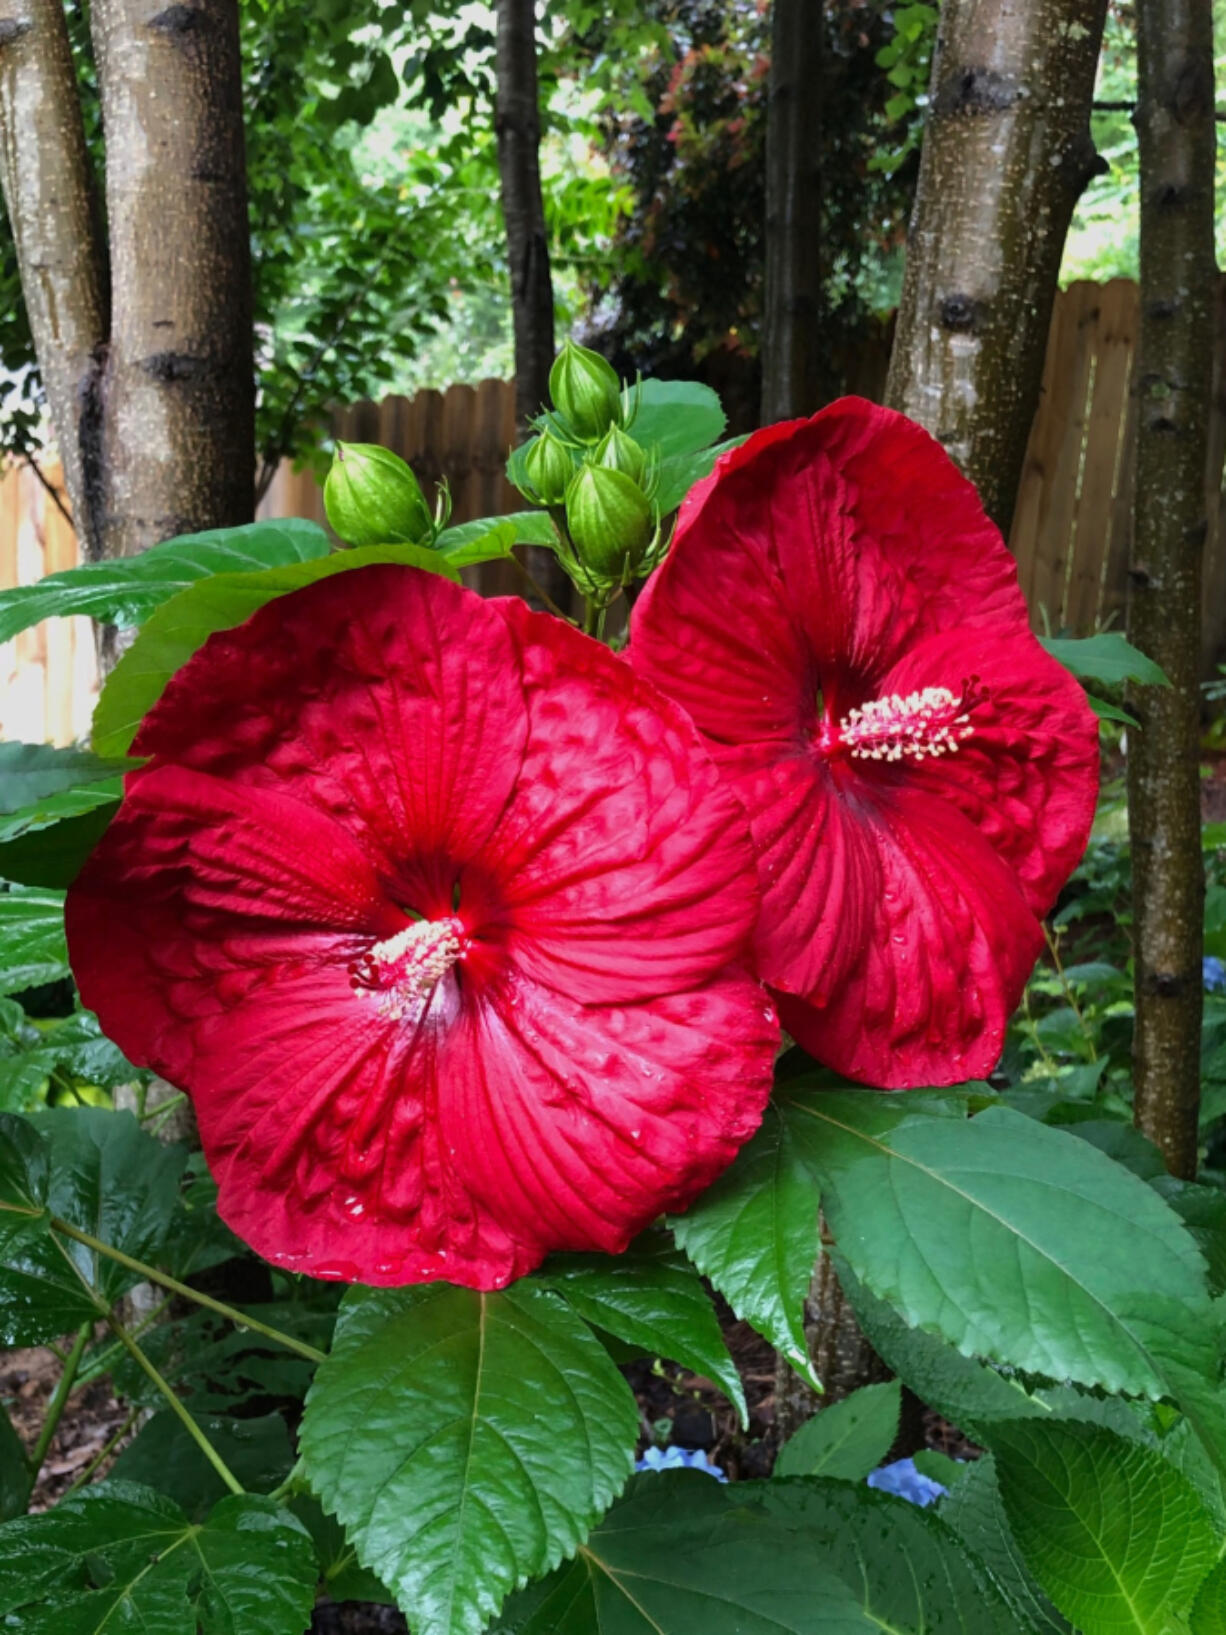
[508,551,572,621]
[140,1091,188,1132]
[77,1293,175,1388]
[28,1321,92,1476]
[105,1313,244,1496]
[45,1217,326,1364]
[63,1404,141,1496]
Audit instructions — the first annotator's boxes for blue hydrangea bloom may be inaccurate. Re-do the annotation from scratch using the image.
[866,1457,947,1508]
[635,1446,728,1482]
[1204,956,1226,994]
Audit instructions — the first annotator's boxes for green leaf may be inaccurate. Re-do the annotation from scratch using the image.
[299,1282,639,1635]
[991,1419,1219,1635]
[0,799,119,889]
[0,885,69,995]
[670,1106,822,1392]
[111,1411,293,1521]
[92,543,460,757]
[774,1380,900,1479]
[494,1471,879,1634]
[1086,693,1140,727]
[752,1477,1016,1633]
[537,1238,746,1423]
[0,1482,318,1634]
[23,1009,139,1092]
[0,1401,31,1523]
[1040,633,1169,690]
[627,378,726,458]
[288,1495,396,1607]
[937,1455,1072,1634]
[1192,1561,1226,1635]
[655,434,745,515]
[1152,1178,1226,1297]
[0,744,140,816]
[0,519,330,642]
[0,1110,47,1213]
[435,512,559,565]
[785,1092,1217,1399]
[0,1108,186,1343]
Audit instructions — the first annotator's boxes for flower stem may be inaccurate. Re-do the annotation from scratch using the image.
[105,1313,244,1497]
[45,1217,327,1364]
[508,553,573,622]
[76,1293,175,1388]
[28,1321,92,1477]
[140,1091,188,1132]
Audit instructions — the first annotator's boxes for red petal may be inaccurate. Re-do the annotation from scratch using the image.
[130,566,529,917]
[872,625,1099,916]
[468,600,762,1003]
[776,788,1045,1088]
[443,967,777,1260]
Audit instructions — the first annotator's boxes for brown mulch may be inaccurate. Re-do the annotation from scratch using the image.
[2,1337,133,1511]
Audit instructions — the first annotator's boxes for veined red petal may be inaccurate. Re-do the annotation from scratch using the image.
[776,788,1045,1088]
[467,599,762,1003]
[129,566,529,917]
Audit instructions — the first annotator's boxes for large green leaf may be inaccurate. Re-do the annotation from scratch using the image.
[92,542,459,756]
[655,435,744,515]
[1040,632,1169,690]
[434,512,559,565]
[0,799,119,889]
[774,1381,900,1480]
[0,885,69,994]
[937,1456,1072,1635]
[21,1009,139,1091]
[494,1471,878,1635]
[535,1237,747,1423]
[111,1411,293,1521]
[627,379,726,458]
[753,1477,1016,1634]
[670,1106,822,1392]
[1192,1561,1226,1635]
[0,1482,318,1634]
[0,1108,186,1343]
[299,1282,639,1635]
[0,519,330,644]
[785,1093,1217,1399]
[0,744,139,815]
[991,1419,1219,1635]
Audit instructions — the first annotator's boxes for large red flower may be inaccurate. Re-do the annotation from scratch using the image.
[629,399,1099,1089]
[66,566,777,1288]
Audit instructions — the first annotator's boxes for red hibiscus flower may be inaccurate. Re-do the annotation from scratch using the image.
[66,567,777,1288]
[629,399,1099,1089]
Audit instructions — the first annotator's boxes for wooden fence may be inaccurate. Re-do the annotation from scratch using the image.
[4,278,1225,744]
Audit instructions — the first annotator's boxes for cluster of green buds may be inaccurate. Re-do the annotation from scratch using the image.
[323,442,449,547]
[515,340,662,594]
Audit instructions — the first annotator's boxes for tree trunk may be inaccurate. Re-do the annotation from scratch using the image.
[885,0,1108,533]
[494,0,554,436]
[760,0,823,425]
[1126,0,1216,1181]
[90,0,254,562]
[0,0,107,553]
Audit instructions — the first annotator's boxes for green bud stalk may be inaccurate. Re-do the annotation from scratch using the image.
[325,443,433,546]
[565,464,654,580]
[549,340,623,442]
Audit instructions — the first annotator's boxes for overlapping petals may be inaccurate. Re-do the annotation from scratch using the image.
[630,398,1099,1088]
[67,567,778,1287]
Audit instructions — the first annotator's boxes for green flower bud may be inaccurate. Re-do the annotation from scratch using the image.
[522,431,575,506]
[324,442,433,546]
[565,464,654,580]
[593,424,648,485]
[549,339,623,441]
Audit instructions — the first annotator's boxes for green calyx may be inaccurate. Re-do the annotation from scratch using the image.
[565,464,654,581]
[324,443,434,547]
[549,340,623,442]
[521,431,576,506]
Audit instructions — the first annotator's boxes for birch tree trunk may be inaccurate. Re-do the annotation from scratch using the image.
[885,0,1108,532]
[0,0,107,553]
[494,0,554,436]
[1126,0,1217,1181]
[760,0,823,424]
[91,0,253,562]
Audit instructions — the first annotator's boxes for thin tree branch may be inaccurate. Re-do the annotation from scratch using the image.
[23,451,75,529]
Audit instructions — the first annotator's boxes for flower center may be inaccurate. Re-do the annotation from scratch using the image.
[349,917,465,1022]
[830,680,984,763]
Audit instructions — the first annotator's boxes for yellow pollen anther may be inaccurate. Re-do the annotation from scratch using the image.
[838,685,976,763]
[350,917,464,1022]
